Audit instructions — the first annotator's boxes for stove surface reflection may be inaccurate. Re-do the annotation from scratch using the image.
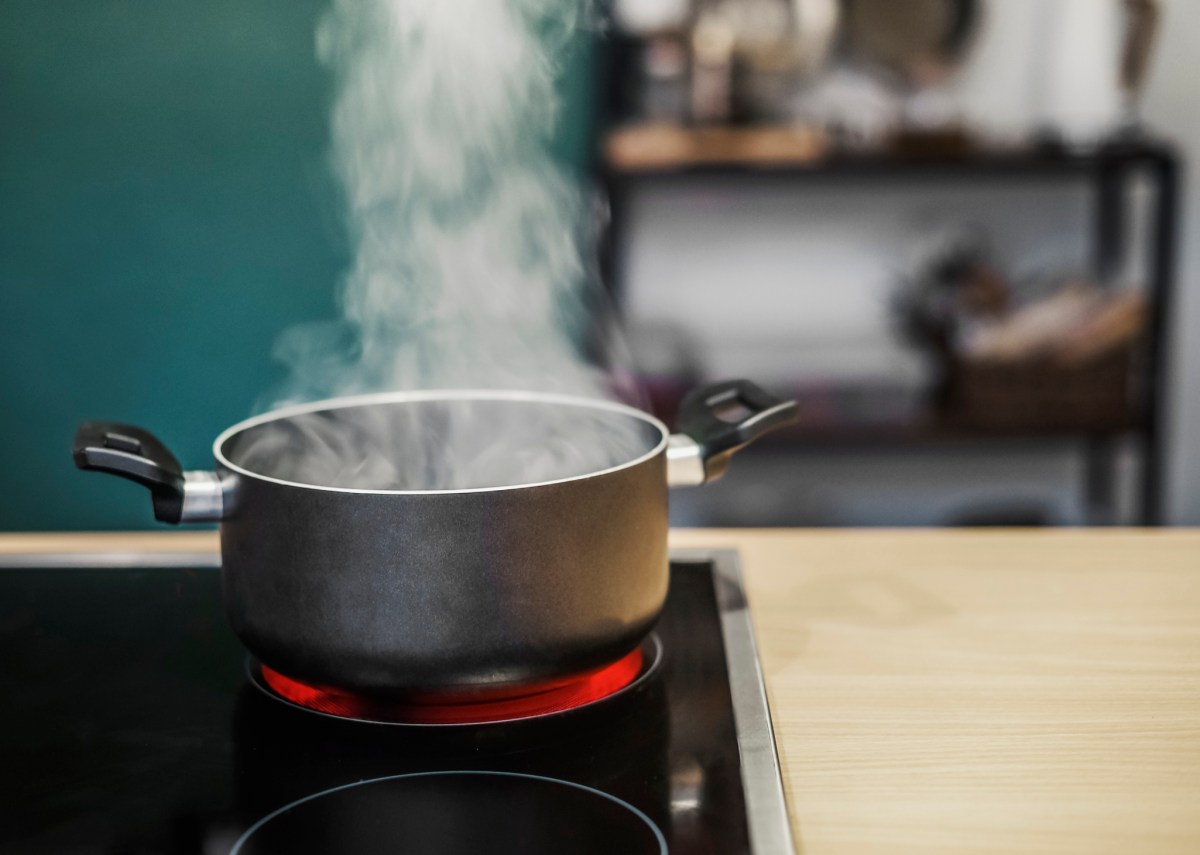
[0,554,792,854]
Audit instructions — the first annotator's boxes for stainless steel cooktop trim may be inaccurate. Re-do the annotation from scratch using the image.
[675,548,796,855]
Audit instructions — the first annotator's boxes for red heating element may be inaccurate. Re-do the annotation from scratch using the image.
[260,648,645,725]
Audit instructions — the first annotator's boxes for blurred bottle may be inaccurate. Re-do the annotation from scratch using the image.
[1040,0,1159,137]
[689,0,838,124]
[611,0,693,124]
[640,38,691,123]
[691,7,737,123]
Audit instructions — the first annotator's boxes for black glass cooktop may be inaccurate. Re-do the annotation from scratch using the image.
[0,552,792,854]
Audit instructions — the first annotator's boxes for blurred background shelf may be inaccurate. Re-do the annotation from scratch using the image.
[596,63,1181,527]
[602,123,1178,178]
[4,0,1196,531]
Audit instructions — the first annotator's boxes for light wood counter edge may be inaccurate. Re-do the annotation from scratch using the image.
[2,527,1197,556]
[0,530,222,554]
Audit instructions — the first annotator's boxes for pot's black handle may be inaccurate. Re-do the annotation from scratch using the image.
[73,422,186,523]
[675,380,798,482]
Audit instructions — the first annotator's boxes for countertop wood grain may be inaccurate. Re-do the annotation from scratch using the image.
[3,529,1199,854]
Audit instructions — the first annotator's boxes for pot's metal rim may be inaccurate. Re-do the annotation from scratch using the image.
[211,388,671,496]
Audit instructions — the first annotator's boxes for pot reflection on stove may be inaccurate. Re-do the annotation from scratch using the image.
[246,634,663,726]
[670,759,705,816]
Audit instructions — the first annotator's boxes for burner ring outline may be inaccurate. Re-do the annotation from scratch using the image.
[227,769,668,855]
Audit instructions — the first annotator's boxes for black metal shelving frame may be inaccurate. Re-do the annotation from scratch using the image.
[597,137,1181,525]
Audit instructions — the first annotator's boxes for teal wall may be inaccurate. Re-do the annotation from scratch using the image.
[0,1,594,530]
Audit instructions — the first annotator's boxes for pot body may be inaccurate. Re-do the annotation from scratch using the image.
[206,390,676,695]
[74,380,796,696]
[216,453,668,694]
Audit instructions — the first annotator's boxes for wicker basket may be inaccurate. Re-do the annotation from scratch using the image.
[944,340,1141,431]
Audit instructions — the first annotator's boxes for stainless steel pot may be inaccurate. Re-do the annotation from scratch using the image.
[73,380,795,695]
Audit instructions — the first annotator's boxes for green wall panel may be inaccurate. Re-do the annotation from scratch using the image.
[0,0,595,530]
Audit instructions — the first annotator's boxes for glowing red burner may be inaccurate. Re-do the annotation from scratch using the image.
[260,647,646,725]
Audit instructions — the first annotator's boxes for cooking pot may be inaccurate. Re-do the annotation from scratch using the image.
[73,380,796,695]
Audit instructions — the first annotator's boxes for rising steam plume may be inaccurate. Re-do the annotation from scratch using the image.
[235,0,649,490]
[272,0,619,402]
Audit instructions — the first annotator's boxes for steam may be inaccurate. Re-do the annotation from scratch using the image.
[239,0,648,490]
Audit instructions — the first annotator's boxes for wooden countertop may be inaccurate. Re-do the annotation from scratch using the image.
[4,529,1199,854]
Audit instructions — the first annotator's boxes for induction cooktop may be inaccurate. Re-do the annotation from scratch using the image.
[0,549,793,854]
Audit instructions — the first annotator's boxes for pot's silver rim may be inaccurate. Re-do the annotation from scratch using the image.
[212,389,670,496]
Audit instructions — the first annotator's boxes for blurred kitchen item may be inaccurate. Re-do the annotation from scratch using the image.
[721,0,796,60]
[961,284,1146,364]
[962,284,1103,362]
[949,286,1146,430]
[613,0,694,124]
[1057,290,1147,364]
[890,224,1147,430]
[815,0,977,143]
[1038,0,1160,142]
[949,0,1045,143]
[691,8,737,123]
[729,0,839,120]
[638,37,691,122]
[948,340,1138,430]
[687,0,839,123]
[792,64,901,147]
[892,223,1010,362]
[613,0,693,36]
[791,0,841,72]
[1117,0,1161,127]
[955,0,1160,145]
[840,0,980,86]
